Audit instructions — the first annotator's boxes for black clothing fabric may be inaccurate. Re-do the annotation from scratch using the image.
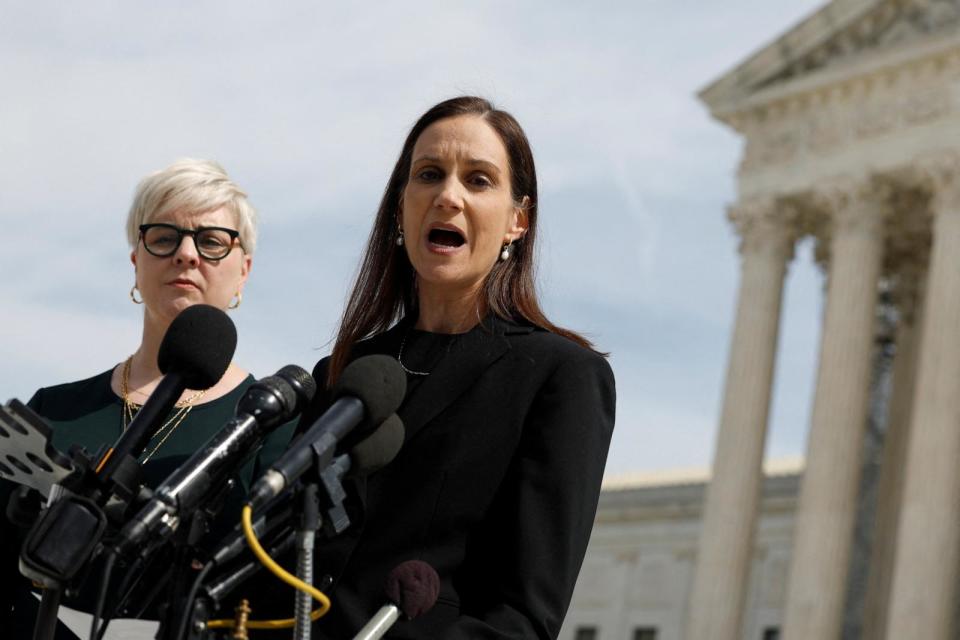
[0,368,294,638]
[294,316,616,639]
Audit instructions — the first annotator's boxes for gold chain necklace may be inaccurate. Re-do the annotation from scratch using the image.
[121,355,206,463]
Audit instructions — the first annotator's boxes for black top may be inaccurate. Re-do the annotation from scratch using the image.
[267,316,616,639]
[28,369,258,489]
[0,368,294,637]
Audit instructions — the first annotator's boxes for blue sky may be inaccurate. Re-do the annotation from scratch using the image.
[1,1,827,477]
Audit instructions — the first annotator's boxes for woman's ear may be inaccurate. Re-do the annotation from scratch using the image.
[239,254,252,286]
[506,196,530,242]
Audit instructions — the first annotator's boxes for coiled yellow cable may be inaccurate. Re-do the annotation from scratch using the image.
[205,504,331,630]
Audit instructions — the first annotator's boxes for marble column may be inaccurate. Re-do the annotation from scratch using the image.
[686,198,796,640]
[782,178,888,640]
[886,154,960,640]
[861,259,926,640]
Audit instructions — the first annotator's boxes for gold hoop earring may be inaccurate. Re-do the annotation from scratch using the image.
[228,292,242,310]
[130,285,143,304]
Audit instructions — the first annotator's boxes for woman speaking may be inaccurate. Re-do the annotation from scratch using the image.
[0,159,261,636]
[302,96,616,638]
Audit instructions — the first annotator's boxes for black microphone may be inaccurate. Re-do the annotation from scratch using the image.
[209,413,404,568]
[248,355,406,511]
[353,560,440,640]
[344,413,405,476]
[98,304,237,483]
[16,306,239,587]
[115,365,316,555]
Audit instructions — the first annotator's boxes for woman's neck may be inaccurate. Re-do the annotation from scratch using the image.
[113,312,168,402]
[414,286,485,334]
[133,311,169,380]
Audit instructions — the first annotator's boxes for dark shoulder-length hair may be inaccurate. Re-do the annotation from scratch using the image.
[328,96,600,383]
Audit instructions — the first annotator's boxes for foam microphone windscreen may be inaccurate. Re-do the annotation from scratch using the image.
[157,304,237,389]
[385,560,440,620]
[350,414,404,475]
[334,355,406,426]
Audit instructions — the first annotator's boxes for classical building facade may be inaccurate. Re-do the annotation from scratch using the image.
[561,463,801,640]
[563,2,960,639]
[686,1,960,639]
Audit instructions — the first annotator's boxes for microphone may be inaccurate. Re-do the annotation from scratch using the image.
[16,306,239,586]
[98,304,237,484]
[352,560,440,640]
[205,415,405,600]
[343,413,405,476]
[115,365,316,555]
[248,355,406,511]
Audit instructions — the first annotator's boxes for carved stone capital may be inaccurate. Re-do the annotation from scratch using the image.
[914,151,960,216]
[888,258,927,324]
[813,176,891,239]
[727,197,798,262]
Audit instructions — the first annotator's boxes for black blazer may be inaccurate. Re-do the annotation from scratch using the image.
[300,316,615,639]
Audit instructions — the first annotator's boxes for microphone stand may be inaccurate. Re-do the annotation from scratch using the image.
[31,587,61,640]
[294,455,353,640]
[294,483,320,640]
[154,507,217,640]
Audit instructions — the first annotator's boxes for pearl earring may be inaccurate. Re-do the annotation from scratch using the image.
[500,242,512,261]
[396,228,405,246]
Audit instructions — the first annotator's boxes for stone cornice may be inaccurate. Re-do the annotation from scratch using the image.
[595,474,801,525]
[741,3,960,110]
[727,39,960,132]
[700,0,876,112]
[733,47,958,173]
[702,0,960,125]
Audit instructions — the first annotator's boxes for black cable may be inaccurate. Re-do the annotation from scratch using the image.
[89,549,118,640]
[105,552,150,620]
[172,561,215,640]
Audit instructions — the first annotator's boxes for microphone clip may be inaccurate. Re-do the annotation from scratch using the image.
[317,460,351,538]
[19,494,107,588]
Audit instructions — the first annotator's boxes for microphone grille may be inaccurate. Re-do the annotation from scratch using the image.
[158,304,237,389]
[276,365,317,413]
[385,559,440,620]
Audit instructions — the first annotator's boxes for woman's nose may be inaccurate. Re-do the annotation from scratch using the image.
[173,235,201,266]
[434,177,464,212]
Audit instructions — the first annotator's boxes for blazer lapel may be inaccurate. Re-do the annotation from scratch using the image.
[398,318,512,444]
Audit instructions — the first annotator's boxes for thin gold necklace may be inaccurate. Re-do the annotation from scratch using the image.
[121,355,206,463]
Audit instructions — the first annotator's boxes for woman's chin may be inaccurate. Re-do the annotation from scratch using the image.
[415,269,486,299]
[149,296,218,323]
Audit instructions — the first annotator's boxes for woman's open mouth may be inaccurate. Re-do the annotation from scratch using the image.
[427,228,466,252]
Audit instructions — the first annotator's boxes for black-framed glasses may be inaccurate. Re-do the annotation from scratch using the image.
[139,223,241,261]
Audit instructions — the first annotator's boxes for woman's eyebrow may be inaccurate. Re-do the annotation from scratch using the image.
[465,158,502,173]
[412,154,501,172]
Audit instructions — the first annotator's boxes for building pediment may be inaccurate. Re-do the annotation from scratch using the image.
[701,0,960,120]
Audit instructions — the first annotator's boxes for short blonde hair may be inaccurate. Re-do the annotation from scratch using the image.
[126,159,258,254]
